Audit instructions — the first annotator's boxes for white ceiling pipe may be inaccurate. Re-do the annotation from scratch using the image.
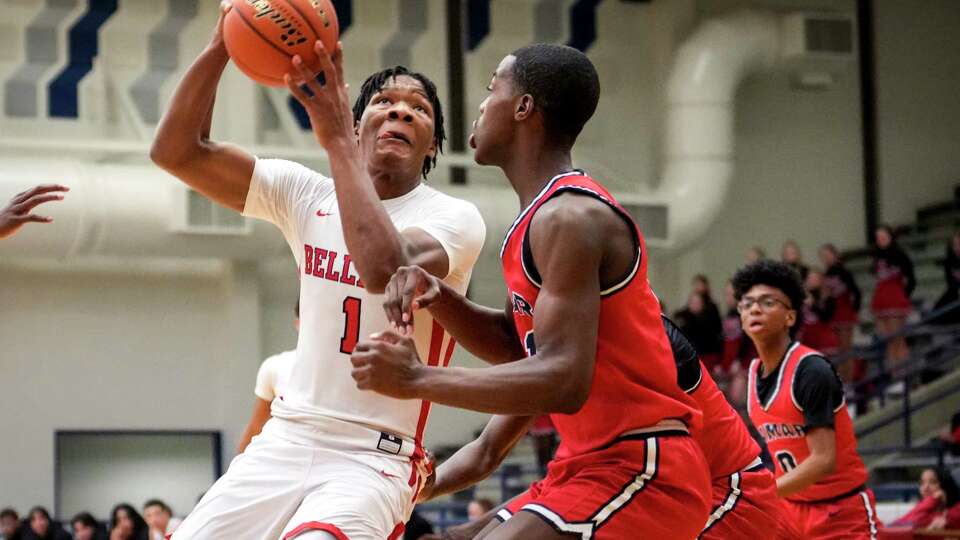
[0,157,516,262]
[0,158,288,261]
[655,10,780,250]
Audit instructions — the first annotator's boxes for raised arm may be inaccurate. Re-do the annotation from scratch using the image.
[381,265,525,364]
[149,4,255,213]
[351,195,610,415]
[285,43,469,292]
[419,415,533,502]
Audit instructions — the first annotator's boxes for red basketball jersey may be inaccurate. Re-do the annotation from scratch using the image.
[689,364,762,478]
[501,171,701,458]
[747,342,868,502]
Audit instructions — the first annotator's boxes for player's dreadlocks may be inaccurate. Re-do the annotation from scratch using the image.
[352,66,445,179]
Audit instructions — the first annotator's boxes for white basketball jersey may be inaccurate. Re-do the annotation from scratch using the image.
[254,349,296,402]
[243,159,485,443]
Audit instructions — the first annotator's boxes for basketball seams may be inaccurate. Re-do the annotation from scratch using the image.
[233,7,294,60]
[278,0,321,44]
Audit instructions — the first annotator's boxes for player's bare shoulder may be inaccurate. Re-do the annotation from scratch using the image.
[530,191,628,247]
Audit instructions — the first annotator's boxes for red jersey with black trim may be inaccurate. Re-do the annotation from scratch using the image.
[500,171,701,459]
[689,365,761,477]
[747,342,868,502]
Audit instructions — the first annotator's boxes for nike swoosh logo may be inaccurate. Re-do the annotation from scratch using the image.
[316,210,335,217]
[379,470,401,479]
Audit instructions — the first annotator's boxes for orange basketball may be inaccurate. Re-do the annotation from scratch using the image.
[223,0,340,87]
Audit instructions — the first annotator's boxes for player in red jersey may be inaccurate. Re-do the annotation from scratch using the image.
[410,315,798,540]
[348,44,711,539]
[734,260,881,539]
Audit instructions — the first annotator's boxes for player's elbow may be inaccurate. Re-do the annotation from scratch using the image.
[150,138,187,171]
[150,135,204,173]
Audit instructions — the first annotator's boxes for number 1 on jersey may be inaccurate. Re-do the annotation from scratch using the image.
[340,296,362,354]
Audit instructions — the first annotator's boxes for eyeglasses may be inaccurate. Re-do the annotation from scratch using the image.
[737,295,792,313]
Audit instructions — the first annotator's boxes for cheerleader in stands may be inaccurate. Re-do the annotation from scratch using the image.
[800,269,840,358]
[819,243,863,384]
[871,225,915,377]
[782,239,810,281]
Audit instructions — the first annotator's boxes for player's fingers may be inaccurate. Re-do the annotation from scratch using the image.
[14,214,53,224]
[313,40,336,88]
[12,184,68,204]
[285,73,313,106]
[398,275,415,323]
[292,56,325,99]
[15,193,64,213]
[382,278,404,327]
[332,41,345,88]
[371,329,403,345]
[352,341,374,354]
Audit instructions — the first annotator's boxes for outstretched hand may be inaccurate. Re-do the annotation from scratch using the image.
[383,265,443,335]
[0,184,68,239]
[285,40,354,149]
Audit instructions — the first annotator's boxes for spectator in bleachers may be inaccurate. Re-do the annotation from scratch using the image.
[674,288,722,370]
[819,243,862,384]
[720,281,754,405]
[467,498,495,521]
[782,239,810,281]
[107,505,146,540]
[800,268,840,357]
[141,501,179,540]
[21,507,70,540]
[933,231,960,324]
[1,508,22,540]
[937,411,960,455]
[69,514,102,540]
[871,225,916,375]
[890,467,960,530]
[746,246,767,264]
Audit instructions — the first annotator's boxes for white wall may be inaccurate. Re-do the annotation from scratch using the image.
[0,261,261,516]
[875,0,960,226]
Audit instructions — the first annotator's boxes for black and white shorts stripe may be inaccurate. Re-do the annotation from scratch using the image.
[516,437,660,540]
[860,491,878,540]
[698,472,742,538]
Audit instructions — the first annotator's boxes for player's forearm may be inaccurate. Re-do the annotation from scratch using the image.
[324,139,410,293]
[426,442,499,500]
[775,454,835,497]
[412,356,586,415]
[151,44,229,169]
[428,284,525,364]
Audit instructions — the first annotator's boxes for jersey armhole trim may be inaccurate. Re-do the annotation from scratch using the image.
[519,185,642,298]
[760,342,800,411]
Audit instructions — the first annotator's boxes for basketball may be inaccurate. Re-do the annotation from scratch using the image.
[223,0,340,87]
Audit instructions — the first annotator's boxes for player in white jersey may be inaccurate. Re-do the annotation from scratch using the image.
[150,8,485,540]
[236,302,299,455]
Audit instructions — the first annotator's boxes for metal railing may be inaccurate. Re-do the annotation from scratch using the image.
[840,299,960,453]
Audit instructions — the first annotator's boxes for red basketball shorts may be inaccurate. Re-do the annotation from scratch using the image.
[497,432,711,540]
[700,463,800,539]
[782,489,881,540]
